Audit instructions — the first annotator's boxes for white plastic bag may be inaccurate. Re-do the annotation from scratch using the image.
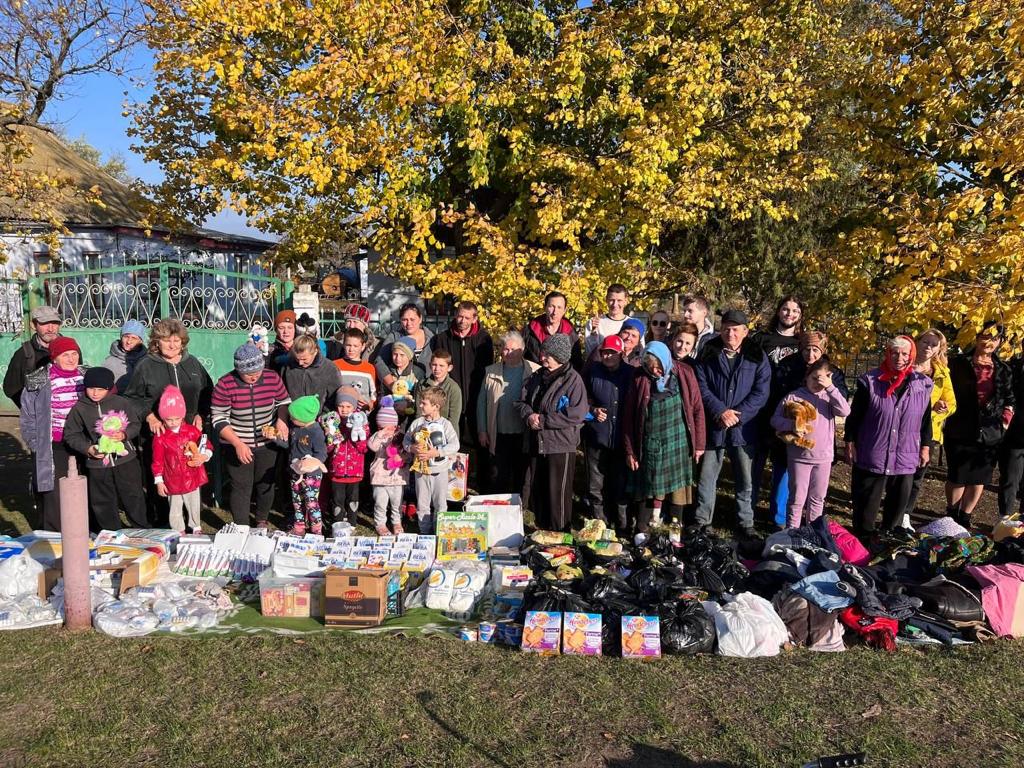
[702,592,789,658]
[0,554,44,599]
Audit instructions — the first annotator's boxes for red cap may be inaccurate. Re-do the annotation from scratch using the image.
[275,310,296,327]
[600,335,624,353]
[48,336,80,361]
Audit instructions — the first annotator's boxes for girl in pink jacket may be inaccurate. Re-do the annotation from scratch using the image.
[770,358,851,528]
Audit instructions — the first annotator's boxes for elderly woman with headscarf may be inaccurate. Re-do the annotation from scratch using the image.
[622,341,705,534]
[844,335,933,541]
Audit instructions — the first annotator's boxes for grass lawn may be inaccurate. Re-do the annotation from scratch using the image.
[0,416,1020,768]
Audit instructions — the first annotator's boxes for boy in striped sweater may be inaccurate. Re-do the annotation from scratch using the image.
[211,343,291,527]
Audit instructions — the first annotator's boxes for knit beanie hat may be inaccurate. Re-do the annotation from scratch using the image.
[234,342,265,374]
[621,317,646,337]
[393,336,416,360]
[288,395,321,423]
[120,319,146,341]
[48,336,80,362]
[376,395,399,427]
[158,385,187,420]
[541,333,573,365]
[336,385,359,408]
[275,309,296,327]
[799,331,828,353]
[83,366,115,390]
[346,303,371,326]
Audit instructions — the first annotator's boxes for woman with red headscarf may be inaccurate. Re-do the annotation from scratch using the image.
[843,335,933,542]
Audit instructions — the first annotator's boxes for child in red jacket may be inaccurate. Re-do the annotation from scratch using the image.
[152,385,211,534]
[320,385,368,526]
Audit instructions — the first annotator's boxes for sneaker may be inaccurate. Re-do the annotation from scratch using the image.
[310,521,323,536]
[290,521,306,536]
[405,503,417,520]
[191,527,203,535]
[375,525,390,536]
[393,523,404,535]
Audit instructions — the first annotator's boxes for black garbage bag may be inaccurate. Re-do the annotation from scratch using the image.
[524,580,592,614]
[628,565,688,607]
[680,531,749,597]
[659,599,716,655]
[583,572,638,607]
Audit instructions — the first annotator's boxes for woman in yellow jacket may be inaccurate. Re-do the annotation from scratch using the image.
[904,328,957,516]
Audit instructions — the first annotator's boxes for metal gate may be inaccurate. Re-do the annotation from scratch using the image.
[1,263,293,412]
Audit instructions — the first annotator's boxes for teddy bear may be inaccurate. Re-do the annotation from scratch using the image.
[346,410,369,442]
[248,323,270,356]
[777,398,818,450]
[94,410,130,466]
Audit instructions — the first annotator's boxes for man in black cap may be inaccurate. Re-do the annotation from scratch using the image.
[694,309,771,537]
[3,305,63,409]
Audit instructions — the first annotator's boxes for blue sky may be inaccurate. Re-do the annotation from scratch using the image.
[45,47,269,240]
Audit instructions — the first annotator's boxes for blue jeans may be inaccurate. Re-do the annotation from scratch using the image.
[695,444,755,529]
[752,439,790,526]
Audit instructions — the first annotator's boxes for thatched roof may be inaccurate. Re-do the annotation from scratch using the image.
[2,123,150,228]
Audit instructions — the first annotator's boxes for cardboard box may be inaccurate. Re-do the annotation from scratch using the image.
[258,571,325,618]
[324,567,392,628]
[621,615,661,659]
[39,551,157,599]
[521,611,562,655]
[435,509,487,561]
[562,612,602,656]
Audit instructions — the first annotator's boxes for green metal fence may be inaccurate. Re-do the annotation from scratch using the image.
[0,263,293,412]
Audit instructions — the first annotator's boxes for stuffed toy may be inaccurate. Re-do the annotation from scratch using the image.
[385,439,405,471]
[391,376,415,414]
[248,323,270,356]
[410,426,433,474]
[94,410,130,466]
[184,435,210,468]
[347,411,369,442]
[777,398,817,450]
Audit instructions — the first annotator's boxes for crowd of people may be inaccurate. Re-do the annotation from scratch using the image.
[3,283,1021,546]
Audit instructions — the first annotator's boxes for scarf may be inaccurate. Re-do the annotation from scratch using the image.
[878,335,917,398]
[643,341,673,392]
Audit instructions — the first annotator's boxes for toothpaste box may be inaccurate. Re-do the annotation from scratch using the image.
[521,611,562,655]
[562,612,602,656]
[396,533,419,546]
[356,536,378,548]
[621,615,661,659]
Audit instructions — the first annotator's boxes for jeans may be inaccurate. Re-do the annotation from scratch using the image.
[584,442,627,527]
[752,438,790,526]
[695,444,755,529]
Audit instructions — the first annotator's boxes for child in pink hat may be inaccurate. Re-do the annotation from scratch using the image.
[152,386,211,533]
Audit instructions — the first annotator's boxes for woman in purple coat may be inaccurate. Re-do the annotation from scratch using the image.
[844,335,933,541]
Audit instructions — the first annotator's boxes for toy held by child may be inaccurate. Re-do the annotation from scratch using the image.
[95,410,131,465]
[367,397,411,536]
[151,385,211,535]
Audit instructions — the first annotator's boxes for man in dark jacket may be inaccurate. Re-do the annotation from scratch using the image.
[3,305,62,408]
[694,310,771,537]
[582,335,635,532]
[431,300,494,442]
[522,291,583,369]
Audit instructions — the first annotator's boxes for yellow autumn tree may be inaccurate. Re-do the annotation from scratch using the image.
[821,0,1024,351]
[133,0,846,328]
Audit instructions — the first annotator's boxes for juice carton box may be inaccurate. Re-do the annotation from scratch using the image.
[621,615,661,659]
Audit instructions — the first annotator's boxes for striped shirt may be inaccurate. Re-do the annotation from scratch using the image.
[49,366,84,442]
[210,370,291,448]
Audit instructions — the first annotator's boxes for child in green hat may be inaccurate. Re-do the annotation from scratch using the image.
[284,395,329,535]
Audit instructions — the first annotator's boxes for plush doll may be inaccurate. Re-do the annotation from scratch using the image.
[391,376,414,415]
[248,323,270,356]
[94,410,130,466]
[777,399,818,450]
[385,440,405,471]
[347,411,369,442]
[410,426,433,474]
[184,435,210,468]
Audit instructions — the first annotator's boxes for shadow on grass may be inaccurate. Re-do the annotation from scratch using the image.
[605,743,742,768]
[0,420,34,535]
[415,690,514,768]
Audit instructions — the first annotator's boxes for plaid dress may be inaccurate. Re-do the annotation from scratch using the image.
[639,387,694,498]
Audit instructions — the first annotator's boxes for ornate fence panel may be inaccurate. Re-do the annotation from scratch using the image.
[14,263,292,399]
[0,278,28,411]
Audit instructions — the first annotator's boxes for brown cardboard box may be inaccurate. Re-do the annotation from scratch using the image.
[324,567,390,628]
[38,556,153,599]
